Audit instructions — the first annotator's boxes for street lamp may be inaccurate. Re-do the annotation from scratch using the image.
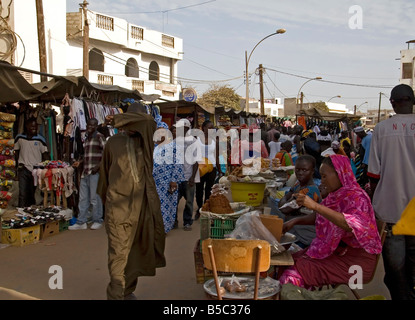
[327,95,341,102]
[245,29,286,113]
[296,77,322,111]
[354,101,368,115]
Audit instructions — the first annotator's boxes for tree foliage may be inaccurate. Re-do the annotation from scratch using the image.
[197,84,241,111]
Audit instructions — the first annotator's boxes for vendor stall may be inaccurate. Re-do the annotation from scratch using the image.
[0,62,147,239]
[156,100,215,128]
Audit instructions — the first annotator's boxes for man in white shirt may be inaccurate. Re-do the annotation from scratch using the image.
[173,119,200,231]
[368,84,415,300]
[14,118,49,207]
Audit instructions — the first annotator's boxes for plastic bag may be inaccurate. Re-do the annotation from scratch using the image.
[280,283,349,300]
[227,211,285,254]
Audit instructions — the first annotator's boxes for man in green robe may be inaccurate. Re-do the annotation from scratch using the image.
[97,103,166,300]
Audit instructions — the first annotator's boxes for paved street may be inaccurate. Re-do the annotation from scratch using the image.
[0,199,391,300]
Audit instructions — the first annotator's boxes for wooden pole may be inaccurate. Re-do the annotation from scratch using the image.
[80,0,90,80]
[35,0,47,81]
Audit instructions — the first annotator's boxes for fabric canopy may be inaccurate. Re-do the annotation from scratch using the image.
[0,61,45,103]
[157,100,215,115]
[297,107,361,122]
[0,62,143,104]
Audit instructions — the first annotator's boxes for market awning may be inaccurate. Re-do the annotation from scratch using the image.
[0,62,143,104]
[157,100,215,115]
[297,107,361,122]
[0,61,45,103]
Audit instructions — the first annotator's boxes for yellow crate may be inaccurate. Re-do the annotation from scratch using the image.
[1,225,40,246]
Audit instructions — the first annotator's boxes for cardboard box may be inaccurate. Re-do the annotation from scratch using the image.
[260,215,283,242]
[40,221,60,239]
[1,225,40,246]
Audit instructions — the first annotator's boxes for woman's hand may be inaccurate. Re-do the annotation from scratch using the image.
[294,193,318,211]
[283,220,296,234]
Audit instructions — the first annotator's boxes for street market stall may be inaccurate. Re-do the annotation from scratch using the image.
[156,99,215,128]
[0,62,147,245]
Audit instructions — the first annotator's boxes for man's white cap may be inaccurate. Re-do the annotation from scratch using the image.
[173,119,191,128]
[353,126,364,133]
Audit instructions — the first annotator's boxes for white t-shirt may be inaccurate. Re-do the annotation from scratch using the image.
[368,114,415,224]
[268,141,281,159]
[14,134,48,171]
[175,136,201,183]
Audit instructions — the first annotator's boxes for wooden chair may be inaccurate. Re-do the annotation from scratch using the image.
[201,238,274,300]
[334,219,387,299]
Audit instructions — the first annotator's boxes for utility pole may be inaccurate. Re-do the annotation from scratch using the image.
[378,92,382,124]
[80,0,89,80]
[300,91,304,111]
[354,105,357,115]
[259,64,265,115]
[35,0,47,81]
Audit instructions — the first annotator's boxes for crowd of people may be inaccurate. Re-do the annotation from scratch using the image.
[12,84,414,300]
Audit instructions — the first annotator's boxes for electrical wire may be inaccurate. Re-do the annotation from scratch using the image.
[96,0,216,15]
[264,66,394,89]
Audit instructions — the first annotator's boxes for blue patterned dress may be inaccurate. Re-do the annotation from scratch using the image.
[153,141,185,233]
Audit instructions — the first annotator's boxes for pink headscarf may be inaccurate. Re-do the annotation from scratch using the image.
[306,155,382,259]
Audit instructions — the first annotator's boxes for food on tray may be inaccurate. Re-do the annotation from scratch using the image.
[223,279,247,293]
[201,184,234,214]
[202,193,234,214]
[272,158,281,169]
[261,158,271,169]
[230,166,244,177]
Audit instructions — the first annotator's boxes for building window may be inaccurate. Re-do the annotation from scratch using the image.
[131,26,144,40]
[402,62,413,79]
[98,74,113,85]
[96,14,114,31]
[125,58,139,78]
[162,34,174,48]
[149,61,159,81]
[162,90,175,97]
[132,80,144,92]
[89,48,105,72]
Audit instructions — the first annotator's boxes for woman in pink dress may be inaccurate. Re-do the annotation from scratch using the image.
[279,154,382,288]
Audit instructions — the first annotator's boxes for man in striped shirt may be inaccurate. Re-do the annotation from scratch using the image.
[69,118,106,230]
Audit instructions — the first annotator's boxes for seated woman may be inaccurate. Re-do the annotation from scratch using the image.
[279,154,382,289]
[278,155,321,248]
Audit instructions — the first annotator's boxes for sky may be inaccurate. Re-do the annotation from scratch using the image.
[66,0,415,113]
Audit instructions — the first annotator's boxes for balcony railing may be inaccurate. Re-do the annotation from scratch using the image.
[162,34,174,48]
[132,80,144,92]
[131,26,144,40]
[98,74,113,85]
[96,14,114,31]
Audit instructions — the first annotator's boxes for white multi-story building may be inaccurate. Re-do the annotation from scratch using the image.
[1,0,183,100]
[400,40,415,90]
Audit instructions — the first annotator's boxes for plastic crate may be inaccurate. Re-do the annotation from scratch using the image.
[59,219,70,232]
[200,217,237,242]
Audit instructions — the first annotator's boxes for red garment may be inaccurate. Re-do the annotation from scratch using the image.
[292,246,377,287]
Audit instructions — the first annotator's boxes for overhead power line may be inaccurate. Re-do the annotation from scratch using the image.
[264,66,394,89]
[97,0,216,14]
